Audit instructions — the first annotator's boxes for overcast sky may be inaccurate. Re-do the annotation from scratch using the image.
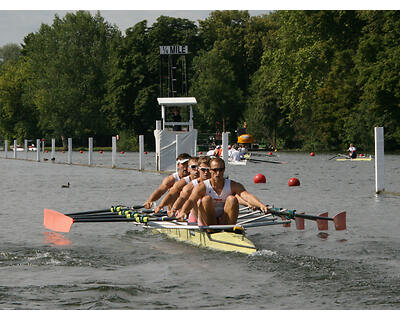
[0,1,398,47]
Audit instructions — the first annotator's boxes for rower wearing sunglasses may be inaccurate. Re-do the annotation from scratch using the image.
[143,153,191,209]
[180,157,268,226]
[169,156,212,221]
[154,156,200,215]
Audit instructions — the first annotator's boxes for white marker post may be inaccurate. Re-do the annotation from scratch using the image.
[13,140,17,159]
[112,136,117,168]
[375,127,384,194]
[68,138,72,164]
[176,134,182,160]
[222,132,229,177]
[24,139,28,159]
[36,139,40,162]
[51,138,55,160]
[88,137,93,166]
[4,140,8,159]
[139,135,144,170]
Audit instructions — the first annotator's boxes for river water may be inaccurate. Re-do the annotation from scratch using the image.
[0,150,400,310]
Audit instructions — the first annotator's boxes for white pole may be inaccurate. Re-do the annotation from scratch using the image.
[51,138,55,160]
[36,138,40,162]
[112,136,116,168]
[176,134,181,160]
[4,140,8,159]
[222,132,229,162]
[68,138,72,164]
[139,135,144,170]
[375,127,384,194]
[42,140,45,153]
[222,132,229,177]
[24,139,28,159]
[13,139,17,159]
[88,137,93,166]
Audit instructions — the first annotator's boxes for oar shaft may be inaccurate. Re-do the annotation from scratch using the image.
[66,209,111,216]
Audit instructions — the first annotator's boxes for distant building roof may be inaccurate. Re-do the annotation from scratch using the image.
[157,97,197,106]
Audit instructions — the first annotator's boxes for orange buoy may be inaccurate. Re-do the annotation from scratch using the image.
[99,150,103,154]
[199,151,203,155]
[80,150,83,154]
[61,150,65,154]
[310,152,315,156]
[144,151,148,155]
[267,152,272,156]
[121,151,125,154]
[288,177,300,187]
[253,174,266,184]
[45,150,48,153]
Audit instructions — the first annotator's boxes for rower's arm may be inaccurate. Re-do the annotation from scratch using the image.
[180,184,205,215]
[155,179,185,212]
[172,183,194,211]
[144,176,174,209]
[232,182,268,213]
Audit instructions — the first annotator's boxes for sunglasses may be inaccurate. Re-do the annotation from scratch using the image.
[210,167,225,172]
[199,167,210,172]
[189,165,198,169]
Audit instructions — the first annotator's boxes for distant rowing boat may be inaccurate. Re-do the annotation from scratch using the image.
[336,155,372,161]
[228,159,247,166]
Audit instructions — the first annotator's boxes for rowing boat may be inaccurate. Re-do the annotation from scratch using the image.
[228,159,247,166]
[336,156,372,161]
[148,221,257,254]
[43,206,346,255]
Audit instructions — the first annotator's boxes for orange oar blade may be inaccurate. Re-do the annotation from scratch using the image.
[294,212,305,230]
[333,211,346,231]
[44,208,74,233]
[317,212,329,231]
[280,216,291,228]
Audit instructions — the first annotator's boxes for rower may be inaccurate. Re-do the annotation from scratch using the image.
[180,157,268,226]
[348,143,357,159]
[143,153,191,209]
[154,156,200,215]
[229,144,241,162]
[171,156,212,222]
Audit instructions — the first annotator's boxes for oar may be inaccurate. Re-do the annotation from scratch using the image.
[44,208,171,233]
[248,158,287,164]
[268,207,346,231]
[65,205,144,217]
[328,154,339,160]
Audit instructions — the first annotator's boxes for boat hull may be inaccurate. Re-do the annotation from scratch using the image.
[336,157,372,161]
[151,226,257,254]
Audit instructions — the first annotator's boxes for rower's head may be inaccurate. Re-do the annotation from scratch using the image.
[188,156,200,179]
[176,153,191,177]
[209,157,225,179]
[198,156,211,180]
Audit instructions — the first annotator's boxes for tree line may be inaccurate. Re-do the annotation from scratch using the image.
[0,10,399,152]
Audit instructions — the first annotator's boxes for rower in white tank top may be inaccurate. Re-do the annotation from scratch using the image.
[173,172,191,184]
[203,178,232,218]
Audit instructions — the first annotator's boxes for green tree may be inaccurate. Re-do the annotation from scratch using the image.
[0,57,39,141]
[190,48,244,134]
[355,11,400,150]
[22,11,120,147]
[0,43,21,65]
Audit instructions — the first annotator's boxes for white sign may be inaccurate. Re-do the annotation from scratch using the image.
[160,45,189,55]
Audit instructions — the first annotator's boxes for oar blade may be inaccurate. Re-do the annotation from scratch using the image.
[280,216,291,228]
[294,212,305,230]
[316,212,329,231]
[333,211,346,230]
[44,209,74,233]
